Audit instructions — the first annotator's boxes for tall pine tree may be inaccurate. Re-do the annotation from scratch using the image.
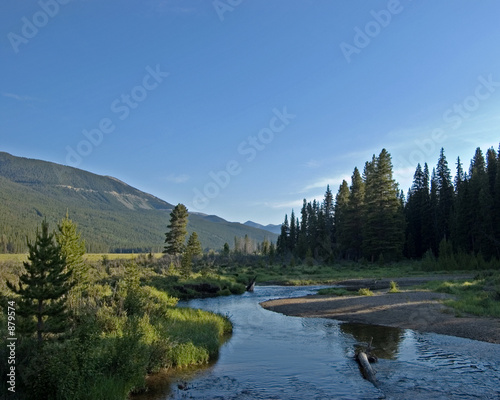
[164,204,189,255]
[436,148,454,242]
[362,149,405,261]
[186,231,203,258]
[56,213,88,291]
[334,180,350,257]
[344,167,365,260]
[7,221,73,343]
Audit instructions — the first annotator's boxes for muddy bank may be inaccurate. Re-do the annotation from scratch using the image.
[261,288,500,344]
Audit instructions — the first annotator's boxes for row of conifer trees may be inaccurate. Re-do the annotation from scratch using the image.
[277,145,500,263]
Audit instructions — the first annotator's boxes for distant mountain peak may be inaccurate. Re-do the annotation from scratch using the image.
[244,221,281,235]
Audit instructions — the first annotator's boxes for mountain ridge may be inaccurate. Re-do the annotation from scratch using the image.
[244,220,281,235]
[0,152,277,253]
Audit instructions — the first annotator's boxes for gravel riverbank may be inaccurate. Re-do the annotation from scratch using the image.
[261,277,500,344]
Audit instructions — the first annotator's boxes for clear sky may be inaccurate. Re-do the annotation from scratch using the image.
[1,0,500,225]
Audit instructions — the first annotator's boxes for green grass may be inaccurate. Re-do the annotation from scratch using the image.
[388,280,400,293]
[0,253,165,263]
[85,253,164,261]
[163,307,232,360]
[418,272,500,318]
[220,261,455,287]
[358,288,374,296]
[0,253,28,262]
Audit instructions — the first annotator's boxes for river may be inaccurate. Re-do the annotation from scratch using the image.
[136,285,500,399]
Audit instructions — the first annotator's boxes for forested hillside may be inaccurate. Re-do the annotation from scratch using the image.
[0,152,277,252]
[277,144,500,264]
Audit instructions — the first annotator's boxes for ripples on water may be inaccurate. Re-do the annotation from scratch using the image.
[136,286,500,400]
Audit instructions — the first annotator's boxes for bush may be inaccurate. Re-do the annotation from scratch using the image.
[167,341,209,367]
[217,288,232,296]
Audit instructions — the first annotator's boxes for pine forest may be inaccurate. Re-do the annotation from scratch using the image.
[277,145,500,267]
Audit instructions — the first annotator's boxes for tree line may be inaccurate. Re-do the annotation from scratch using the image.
[277,144,500,264]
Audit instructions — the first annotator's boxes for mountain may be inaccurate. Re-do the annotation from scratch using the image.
[244,221,281,235]
[0,152,277,253]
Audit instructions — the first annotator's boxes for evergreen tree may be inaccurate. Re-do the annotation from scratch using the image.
[420,163,434,254]
[163,204,189,255]
[7,221,73,343]
[307,200,319,252]
[436,148,454,242]
[451,157,469,253]
[494,143,500,255]
[429,168,440,254]
[362,149,405,261]
[486,147,497,197]
[334,180,350,256]
[454,157,466,192]
[344,167,365,260]
[315,206,331,260]
[269,242,276,262]
[405,164,428,258]
[322,185,336,253]
[56,212,88,290]
[323,185,334,227]
[222,242,230,257]
[289,210,297,252]
[186,232,203,258]
[296,199,309,258]
[468,148,495,257]
[277,214,290,254]
[180,249,192,278]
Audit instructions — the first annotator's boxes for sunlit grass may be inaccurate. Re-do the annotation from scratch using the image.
[0,252,164,263]
[358,288,374,296]
[388,280,400,293]
[222,261,458,286]
[418,273,500,318]
[84,253,164,262]
[0,253,28,262]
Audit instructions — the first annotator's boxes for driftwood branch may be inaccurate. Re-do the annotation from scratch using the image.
[246,276,257,292]
[355,337,378,386]
[356,351,377,386]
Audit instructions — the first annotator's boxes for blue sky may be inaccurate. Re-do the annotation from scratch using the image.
[1,0,500,225]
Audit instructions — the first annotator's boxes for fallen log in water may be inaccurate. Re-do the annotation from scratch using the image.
[246,276,257,292]
[356,351,377,386]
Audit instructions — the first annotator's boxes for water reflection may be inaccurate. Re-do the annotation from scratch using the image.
[133,286,500,400]
[340,322,403,360]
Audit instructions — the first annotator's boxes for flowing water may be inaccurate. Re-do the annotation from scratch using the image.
[136,285,500,399]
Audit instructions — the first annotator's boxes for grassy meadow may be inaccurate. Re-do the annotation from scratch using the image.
[0,255,236,400]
